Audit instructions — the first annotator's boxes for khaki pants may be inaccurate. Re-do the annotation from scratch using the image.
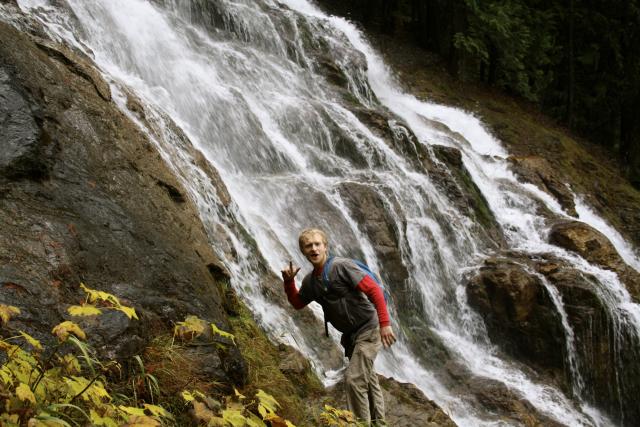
[345,327,385,425]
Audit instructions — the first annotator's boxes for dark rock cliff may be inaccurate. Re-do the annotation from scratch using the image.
[0,20,245,386]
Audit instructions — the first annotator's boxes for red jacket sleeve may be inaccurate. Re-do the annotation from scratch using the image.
[284,278,307,310]
[356,275,391,327]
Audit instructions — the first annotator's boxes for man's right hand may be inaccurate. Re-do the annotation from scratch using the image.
[281,260,301,282]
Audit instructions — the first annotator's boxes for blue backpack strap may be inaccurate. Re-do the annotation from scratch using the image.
[322,256,335,289]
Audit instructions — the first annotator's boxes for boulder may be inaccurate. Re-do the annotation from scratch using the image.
[549,220,640,301]
[329,375,457,427]
[550,220,624,268]
[465,257,565,372]
[463,377,564,427]
[508,155,577,216]
[379,376,456,427]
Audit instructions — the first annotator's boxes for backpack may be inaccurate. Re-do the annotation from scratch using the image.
[320,256,391,336]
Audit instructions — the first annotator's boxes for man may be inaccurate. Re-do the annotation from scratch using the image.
[281,228,396,426]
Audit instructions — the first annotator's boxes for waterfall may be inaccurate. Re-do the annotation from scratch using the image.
[9,0,640,425]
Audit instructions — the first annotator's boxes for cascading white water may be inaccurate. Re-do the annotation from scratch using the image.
[9,0,640,425]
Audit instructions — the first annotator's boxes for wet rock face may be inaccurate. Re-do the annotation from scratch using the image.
[431,144,504,247]
[550,220,624,268]
[463,376,564,427]
[466,257,565,372]
[546,221,640,423]
[508,155,577,216]
[549,220,640,301]
[0,22,245,386]
[466,252,640,424]
[334,181,451,366]
[546,265,640,425]
[378,377,456,427]
[337,181,408,288]
[541,266,623,420]
[0,67,53,180]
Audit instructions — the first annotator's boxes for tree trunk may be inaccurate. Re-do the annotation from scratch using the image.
[487,42,498,85]
[620,94,640,188]
[567,0,575,129]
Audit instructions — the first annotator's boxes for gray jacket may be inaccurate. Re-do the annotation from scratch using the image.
[298,257,378,357]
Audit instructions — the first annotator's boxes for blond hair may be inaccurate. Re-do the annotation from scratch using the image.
[298,228,328,251]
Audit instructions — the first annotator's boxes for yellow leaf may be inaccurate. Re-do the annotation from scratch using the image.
[89,410,119,427]
[174,315,206,341]
[118,406,146,416]
[264,414,291,427]
[51,321,86,341]
[59,353,81,375]
[234,387,246,399]
[246,412,267,427]
[222,407,247,427]
[63,376,110,404]
[80,283,121,306]
[256,389,279,415]
[258,404,268,418]
[7,357,34,383]
[181,390,195,402]
[1,365,13,384]
[0,304,20,324]
[116,305,138,320]
[64,376,89,399]
[143,404,172,419]
[68,305,102,316]
[19,331,43,351]
[10,345,38,365]
[211,323,235,343]
[16,382,36,404]
[86,380,111,405]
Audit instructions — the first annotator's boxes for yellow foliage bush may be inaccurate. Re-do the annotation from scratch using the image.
[1,288,301,426]
[0,285,168,426]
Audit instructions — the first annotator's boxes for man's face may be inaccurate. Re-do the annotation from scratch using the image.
[301,233,328,267]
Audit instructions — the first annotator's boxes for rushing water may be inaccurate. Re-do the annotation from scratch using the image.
[7,0,640,425]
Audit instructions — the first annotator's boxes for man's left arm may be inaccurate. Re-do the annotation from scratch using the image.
[356,275,397,348]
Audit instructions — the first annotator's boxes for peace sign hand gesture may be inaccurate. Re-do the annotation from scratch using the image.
[281,260,301,282]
